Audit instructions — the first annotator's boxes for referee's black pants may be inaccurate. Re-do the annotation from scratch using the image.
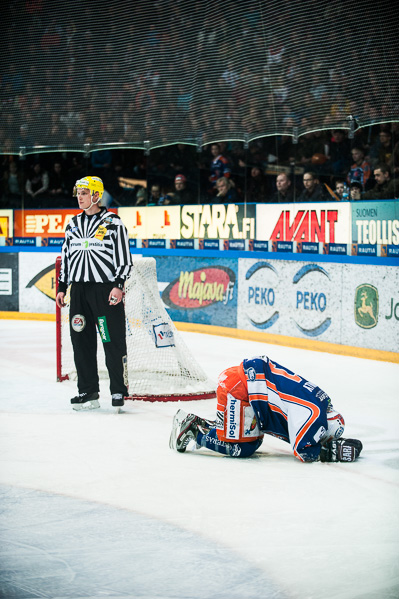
[69,282,128,397]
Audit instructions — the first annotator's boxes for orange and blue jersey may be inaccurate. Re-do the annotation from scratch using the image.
[242,356,330,461]
[210,154,231,183]
[347,160,371,189]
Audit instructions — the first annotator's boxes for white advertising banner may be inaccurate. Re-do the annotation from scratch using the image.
[237,258,398,352]
[19,252,59,314]
[180,204,256,239]
[118,206,181,239]
[339,264,399,350]
[256,202,351,243]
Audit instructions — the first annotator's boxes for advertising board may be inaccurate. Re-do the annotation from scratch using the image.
[237,259,341,343]
[237,258,398,352]
[0,252,19,311]
[256,202,351,243]
[19,252,59,313]
[155,255,238,327]
[118,206,181,239]
[339,264,399,351]
[0,210,14,238]
[351,200,399,246]
[180,204,256,240]
[13,208,117,237]
[14,209,81,237]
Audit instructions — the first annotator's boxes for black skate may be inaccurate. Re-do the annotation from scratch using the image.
[169,409,215,452]
[71,392,100,411]
[112,393,125,407]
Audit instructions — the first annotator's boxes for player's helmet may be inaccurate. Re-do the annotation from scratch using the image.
[73,176,104,199]
[321,410,345,445]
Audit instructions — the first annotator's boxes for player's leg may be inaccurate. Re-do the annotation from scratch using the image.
[197,427,263,458]
[92,283,128,406]
[100,302,128,401]
[69,283,100,409]
[169,410,262,458]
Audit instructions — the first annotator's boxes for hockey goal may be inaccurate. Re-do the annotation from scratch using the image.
[55,257,216,401]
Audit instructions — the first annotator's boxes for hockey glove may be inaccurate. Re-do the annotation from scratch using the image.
[320,438,363,462]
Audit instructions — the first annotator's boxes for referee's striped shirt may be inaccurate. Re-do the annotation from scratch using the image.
[58,208,132,293]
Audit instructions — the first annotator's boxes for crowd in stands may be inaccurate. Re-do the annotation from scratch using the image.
[0,1,398,209]
[1,122,398,209]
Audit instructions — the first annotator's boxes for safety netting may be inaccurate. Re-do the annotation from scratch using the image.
[1,0,398,155]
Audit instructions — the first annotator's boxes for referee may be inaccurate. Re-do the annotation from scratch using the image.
[56,176,133,410]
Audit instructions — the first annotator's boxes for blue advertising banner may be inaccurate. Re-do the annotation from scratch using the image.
[296,242,319,254]
[170,239,195,249]
[11,237,37,246]
[323,243,348,255]
[42,238,64,247]
[352,244,377,256]
[155,256,238,327]
[249,240,269,252]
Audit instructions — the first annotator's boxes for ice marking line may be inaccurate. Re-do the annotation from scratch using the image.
[327,462,399,487]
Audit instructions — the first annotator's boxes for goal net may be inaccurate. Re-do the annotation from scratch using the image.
[55,257,216,401]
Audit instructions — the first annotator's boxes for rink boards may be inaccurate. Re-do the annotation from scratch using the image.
[0,249,397,359]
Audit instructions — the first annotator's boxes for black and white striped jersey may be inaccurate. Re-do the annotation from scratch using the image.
[58,208,132,292]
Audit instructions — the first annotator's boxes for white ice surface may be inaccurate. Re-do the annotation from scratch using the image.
[0,319,398,599]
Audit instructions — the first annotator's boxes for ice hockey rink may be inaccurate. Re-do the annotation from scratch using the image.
[0,318,398,599]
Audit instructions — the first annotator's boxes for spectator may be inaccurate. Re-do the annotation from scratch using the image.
[59,101,81,130]
[167,144,197,182]
[16,124,34,149]
[349,181,362,201]
[334,179,348,200]
[214,177,238,204]
[1,162,24,208]
[269,172,297,203]
[66,155,85,190]
[246,164,268,203]
[47,161,69,207]
[91,149,113,183]
[362,164,397,200]
[134,187,148,206]
[369,129,393,168]
[389,140,399,177]
[297,172,330,202]
[328,129,352,178]
[296,132,327,169]
[25,163,49,207]
[147,183,162,205]
[167,174,196,205]
[347,147,372,190]
[209,143,231,187]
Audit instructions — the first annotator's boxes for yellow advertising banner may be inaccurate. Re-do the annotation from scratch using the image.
[0,210,14,237]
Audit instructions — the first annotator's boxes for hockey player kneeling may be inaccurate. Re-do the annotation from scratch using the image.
[169,355,363,463]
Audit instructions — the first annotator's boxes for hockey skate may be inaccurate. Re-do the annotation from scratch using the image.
[169,409,215,453]
[111,393,125,407]
[71,392,100,411]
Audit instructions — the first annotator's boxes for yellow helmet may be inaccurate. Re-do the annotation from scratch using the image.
[73,176,104,199]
